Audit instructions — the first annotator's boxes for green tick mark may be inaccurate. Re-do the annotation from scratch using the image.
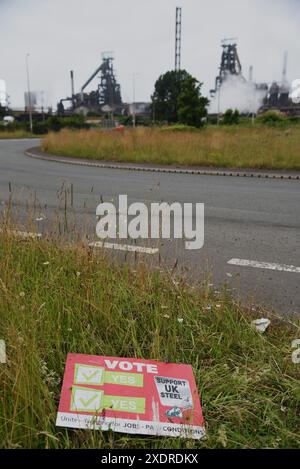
[82,370,100,381]
[79,394,99,408]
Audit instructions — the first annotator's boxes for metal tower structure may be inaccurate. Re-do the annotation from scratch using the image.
[175,7,182,72]
[76,53,122,111]
[98,55,122,108]
[215,39,243,90]
[282,51,288,86]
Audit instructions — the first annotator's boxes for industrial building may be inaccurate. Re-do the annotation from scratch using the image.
[55,6,300,120]
[3,7,299,121]
[210,41,300,116]
[57,54,125,116]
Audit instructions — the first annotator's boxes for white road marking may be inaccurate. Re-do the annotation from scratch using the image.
[89,241,159,255]
[228,258,300,273]
[0,229,42,239]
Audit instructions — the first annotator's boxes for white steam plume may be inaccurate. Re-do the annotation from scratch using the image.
[209,76,266,114]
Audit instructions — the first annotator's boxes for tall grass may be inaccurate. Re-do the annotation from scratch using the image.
[42,127,300,170]
[0,230,299,448]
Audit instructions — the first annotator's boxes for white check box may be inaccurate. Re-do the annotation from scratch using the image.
[74,364,105,385]
[70,386,103,413]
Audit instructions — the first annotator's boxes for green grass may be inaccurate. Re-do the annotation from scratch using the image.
[0,130,35,139]
[42,126,300,170]
[0,231,299,449]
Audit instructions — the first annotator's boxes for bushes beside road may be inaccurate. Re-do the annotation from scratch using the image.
[0,115,89,138]
[32,115,90,134]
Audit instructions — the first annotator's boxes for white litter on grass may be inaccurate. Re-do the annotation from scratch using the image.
[0,229,42,240]
[0,340,6,364]
[251,318,271,334]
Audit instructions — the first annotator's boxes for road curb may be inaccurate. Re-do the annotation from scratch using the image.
[25,147,300,181]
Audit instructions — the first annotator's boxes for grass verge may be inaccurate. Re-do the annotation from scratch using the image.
[0,130,36,139]
[42,127,300,170]
[0,232,299,449]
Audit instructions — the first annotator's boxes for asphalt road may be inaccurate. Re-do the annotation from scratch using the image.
[0,138,299,314]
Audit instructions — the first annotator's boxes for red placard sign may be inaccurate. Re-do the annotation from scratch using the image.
[56,353,205,439]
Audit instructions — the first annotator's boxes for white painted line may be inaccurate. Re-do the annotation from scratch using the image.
[228,258,300,273]
[0,229,42,239]
[89,241,159,255]
[0,340,6,364]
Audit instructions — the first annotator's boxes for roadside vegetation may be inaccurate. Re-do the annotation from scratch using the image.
[0,129,35,139]
[0,115,89,138]
[0,229,299,449]
[42,126,300,170]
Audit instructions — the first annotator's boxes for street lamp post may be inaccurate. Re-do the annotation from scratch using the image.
[41,90,45,122]
[132,74,136,128]
[25,54,33,133]
[132,73,140,128]
[217,84,221,126]
[252,85,256,126]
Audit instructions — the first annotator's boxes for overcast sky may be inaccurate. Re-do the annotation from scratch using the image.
[1,0,300,108]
